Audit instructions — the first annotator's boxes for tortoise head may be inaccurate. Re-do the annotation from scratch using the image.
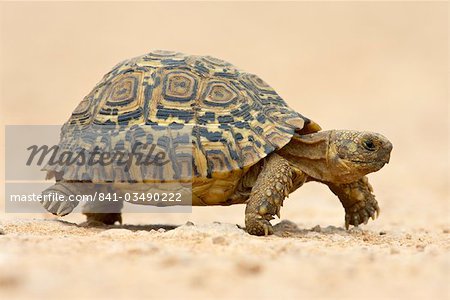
[278,130,392,184]
[327,130,392,183]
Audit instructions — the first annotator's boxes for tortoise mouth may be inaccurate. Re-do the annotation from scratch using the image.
[350,158,389,165]
[350,147,391,165]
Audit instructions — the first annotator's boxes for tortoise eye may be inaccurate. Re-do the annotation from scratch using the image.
[363,139,376,151]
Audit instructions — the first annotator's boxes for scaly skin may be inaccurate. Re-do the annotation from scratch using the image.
[327,176,380,229]
[245,153,296,236]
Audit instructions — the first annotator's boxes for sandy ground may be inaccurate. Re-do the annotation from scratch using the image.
[0,211,449,299]
[0,2,449,300]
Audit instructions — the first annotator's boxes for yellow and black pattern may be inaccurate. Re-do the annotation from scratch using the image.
[49,51,318,184]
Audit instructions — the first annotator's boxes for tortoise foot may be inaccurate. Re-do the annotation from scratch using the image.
[245,212,274,236]
[41,183,80,216]
[345,198,380,230]
[81,213,122,227]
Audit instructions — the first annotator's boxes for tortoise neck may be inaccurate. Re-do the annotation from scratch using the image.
[277,130,334,182]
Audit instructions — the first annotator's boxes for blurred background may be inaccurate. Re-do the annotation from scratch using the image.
[1,1,447,227]
[0,2,448,299]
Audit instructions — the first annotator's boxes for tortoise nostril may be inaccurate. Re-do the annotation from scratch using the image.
[384,141,393,152]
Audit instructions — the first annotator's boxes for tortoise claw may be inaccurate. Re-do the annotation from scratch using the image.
[345,197,380,229]
[245,213,274,236]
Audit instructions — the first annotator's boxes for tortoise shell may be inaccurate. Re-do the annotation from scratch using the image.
[45,51,319,183]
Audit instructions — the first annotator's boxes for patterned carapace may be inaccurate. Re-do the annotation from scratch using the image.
[47,51,317,189]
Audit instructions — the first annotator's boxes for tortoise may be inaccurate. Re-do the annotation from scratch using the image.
[41,50,392,236]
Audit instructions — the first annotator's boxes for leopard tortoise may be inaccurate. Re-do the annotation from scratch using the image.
[41,50,392,236]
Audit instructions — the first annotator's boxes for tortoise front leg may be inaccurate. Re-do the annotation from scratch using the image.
[245,153,294,236]
[327,176,380,229]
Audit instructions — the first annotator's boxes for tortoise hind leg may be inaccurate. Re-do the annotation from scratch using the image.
[41,181,123,226]
[82,212,123,226]
[81,184,124,226]
[245,153,294,236]
[41,182,81,216]
[82,202,123,226]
